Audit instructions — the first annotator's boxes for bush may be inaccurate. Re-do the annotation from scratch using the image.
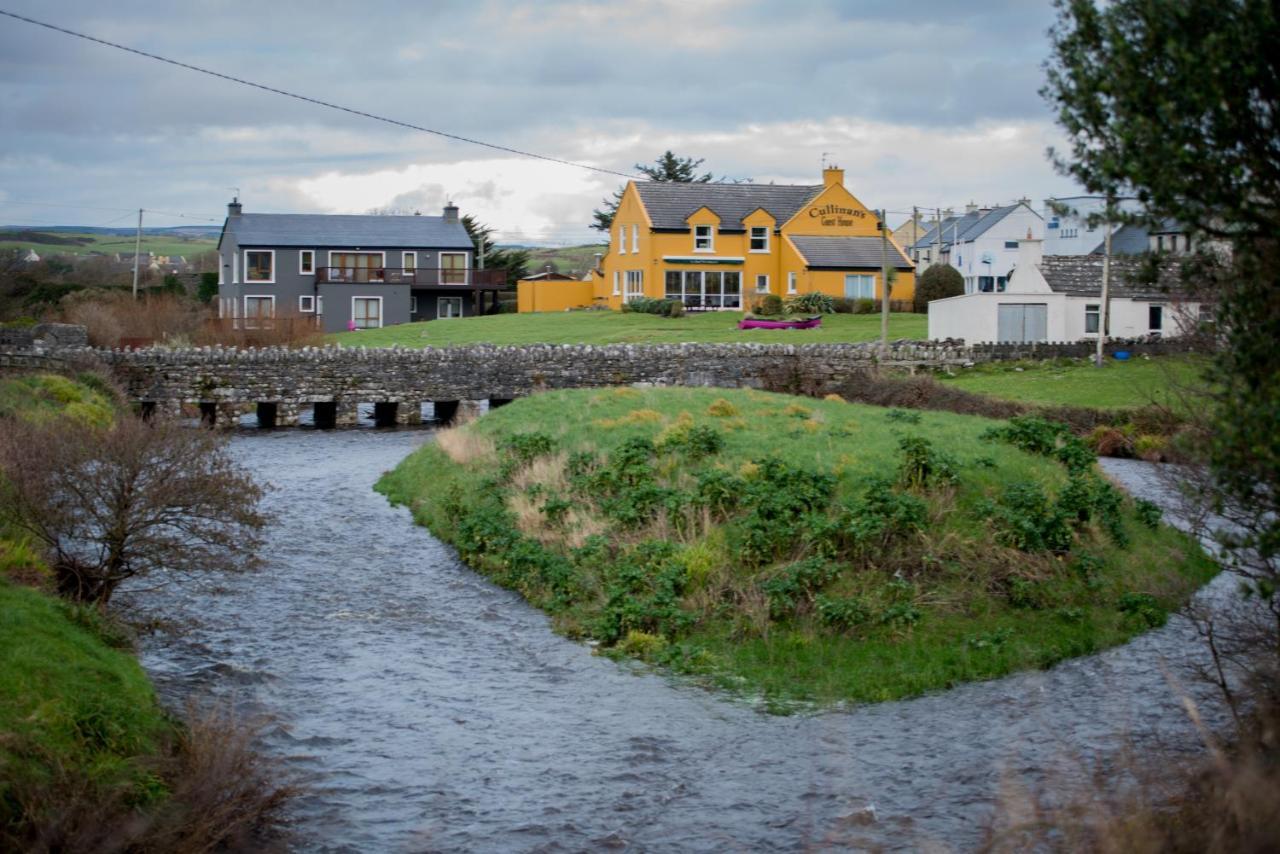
[622,296,683,316]
[897,435,958,490]
[831,297,855,314]
[852,297,878,314]
[753,294,784,316]
[913,264,965,313]
[196,272,218,304]
[785,291,836,314]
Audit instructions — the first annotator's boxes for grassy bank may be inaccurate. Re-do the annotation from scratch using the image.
[331,310,927,348]
[378,387,1216,707]
[942,355,1207,411]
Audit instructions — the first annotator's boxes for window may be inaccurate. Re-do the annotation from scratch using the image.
[750,227,769,252]
[218,256,225,285]
[613,270,621,296]
[618,226,627,255]
[440,252,467,284]
[1084,303,1100,334]
[232,252,239,284]
[694,225,714,252]
[663,270,740,309]
[1004,241,1019,249]
[316,296,323,315]
[844,274,874,300]
[1149,304,1163,331]
[352,296,382,329]
[410,296,418,314]
[329,251,385,282]
[245,250,274,283]
[299,250,315,275]
[403,251,417,272]
[787,271,797,294]
[996,276,1007,292]
[625,270,644,300]
[298,294,315,313]
[437,297,462,319]
[243,295,274,329]
[632,224,639,254]
[1156,235,1164,251]
[755,273,770,293]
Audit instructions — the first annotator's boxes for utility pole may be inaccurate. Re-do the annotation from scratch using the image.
[880,208,890,357]
[131,208,143,300]
[1096,204,1113,368]
[934,207,943,271]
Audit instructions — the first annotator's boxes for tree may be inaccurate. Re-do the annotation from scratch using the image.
[591,151,717,232]
[0,415,267,605]
[197,271,219,303]
[912,265,965,313]
[462,215,530,288]
[1044,0,1280,714]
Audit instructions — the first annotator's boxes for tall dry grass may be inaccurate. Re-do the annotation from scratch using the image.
[62,291,210,348]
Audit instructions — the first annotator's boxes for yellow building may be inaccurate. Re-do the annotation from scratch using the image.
[585,166,913,311]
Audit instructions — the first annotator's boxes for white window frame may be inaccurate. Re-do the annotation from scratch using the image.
[749,226,770,253]
[787,271,797,294]
[410,295,418,314]
[299,249,315,275]
[242,294,275,329]
[316,295,324,315]
[613,270,621,296]
[232,251,239,284]
[694,224,714,252]
[437,296,463,319]
[298,294,315,313]
[351,295,384,329]
[619,226,627,255]
[632,224,640,254]
[625,269,644,300]
[244,249,275,284]
[1084,303,1100,335]
[218,254,225,285]
[403,251,417,271]
[755,273,770,294]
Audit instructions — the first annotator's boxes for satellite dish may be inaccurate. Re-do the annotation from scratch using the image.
[981,252,994,264]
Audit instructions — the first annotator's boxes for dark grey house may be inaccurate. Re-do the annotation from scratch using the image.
[215,200,504,333]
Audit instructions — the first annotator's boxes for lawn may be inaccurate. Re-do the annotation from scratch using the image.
[942,355,1209,411]
[334,310,928,348]
[378,386,1216,708]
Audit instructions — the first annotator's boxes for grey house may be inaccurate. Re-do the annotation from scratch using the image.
[215,200,504,333]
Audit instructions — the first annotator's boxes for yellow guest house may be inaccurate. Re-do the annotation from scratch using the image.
[519,167,915,312]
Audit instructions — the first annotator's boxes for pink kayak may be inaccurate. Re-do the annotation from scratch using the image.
[737,315,822,330]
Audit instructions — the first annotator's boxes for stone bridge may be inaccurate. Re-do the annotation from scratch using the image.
[1,334,1192,429]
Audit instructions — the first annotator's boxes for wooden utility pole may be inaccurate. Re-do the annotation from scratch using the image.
[933,207,943,270]
[131,208,143,300]
[1096,208,1113,368]
[879,208,890,357]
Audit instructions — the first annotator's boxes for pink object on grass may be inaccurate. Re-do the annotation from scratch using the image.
[737,315,822,330]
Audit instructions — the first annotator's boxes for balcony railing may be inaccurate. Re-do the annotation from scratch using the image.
[316,267,507,287]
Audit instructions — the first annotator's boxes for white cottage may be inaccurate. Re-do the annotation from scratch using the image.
[927,240,1206,343]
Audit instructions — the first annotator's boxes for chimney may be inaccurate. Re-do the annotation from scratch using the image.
[965,201,978,214]
[227,197,242,217]
[1016,237,1043,272]
[822,166,844,188]
[593,252,603,270]
[442,201,459,224]
[545,264,553,275]
[1017,196,1031,207]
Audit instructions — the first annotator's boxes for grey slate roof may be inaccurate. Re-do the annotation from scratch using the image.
[1089,223,1150,256]
[223,213,473,249]
[791,236,913,270]
[910,204,1037,250]
[1040,255,1190,300]
[634,182,823,230]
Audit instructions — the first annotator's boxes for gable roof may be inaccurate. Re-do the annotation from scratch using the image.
[634,182,823,231]
[790,236,913,270]
[222,213,473,249]
[910,204,1039,250]
[1039,255,1190,300]
[1089,223,1150,256]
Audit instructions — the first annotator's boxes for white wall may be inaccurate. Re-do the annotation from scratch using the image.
[955,204,1045,292]
[928,292,1069,342]
[1043,196,1143,255]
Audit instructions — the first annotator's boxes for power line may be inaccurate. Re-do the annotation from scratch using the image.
[0,8,638,181]
[2,198,220,223]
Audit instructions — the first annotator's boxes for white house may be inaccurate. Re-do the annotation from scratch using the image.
[909,202,1044,293]
[1042,195,1145,255]
[927,239,1205,343]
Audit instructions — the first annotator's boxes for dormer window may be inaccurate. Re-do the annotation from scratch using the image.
[749,226,769,252]
[694,225,714,252]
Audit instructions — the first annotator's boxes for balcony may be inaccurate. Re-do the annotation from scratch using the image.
[316,267,507,288]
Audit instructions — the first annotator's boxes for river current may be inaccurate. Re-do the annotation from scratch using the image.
[127,430,1232,852]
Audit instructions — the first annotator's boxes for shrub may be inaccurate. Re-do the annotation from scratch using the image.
[502,432,556,464]
[763,557,840,619]
[656,422,723,459]
[595,540,691,643]
[986,481,1074,553]
[622,296,683,316]
[785,291,836,314]
[196,272,218,304]
[1117,591,1167,628]
[706,398,739,417]
[753,294,784,316]
[815,594,872,631]
[830,297,856,314]
[1134,498,1163,529]
[1134,433,1167,461]
[897,435,958,490]
[912,264,965,313]
[666,300,685,318]
[852,297,878,314]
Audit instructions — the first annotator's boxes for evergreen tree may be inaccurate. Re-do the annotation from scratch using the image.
[591,151,716,232]
[462,215,530,288]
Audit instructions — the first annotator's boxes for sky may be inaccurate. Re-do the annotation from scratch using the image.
[0,1,1078,244]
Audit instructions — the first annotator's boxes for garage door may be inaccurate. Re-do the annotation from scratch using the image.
[997,303,1048,342]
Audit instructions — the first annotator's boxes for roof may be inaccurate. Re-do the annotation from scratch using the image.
[910,204,1038,251]
[790,236,913,270]
[1039,255,1190,300]
[1089,223,1149,255]
[521,270,579,280]
[222,213,473,249]
[633,182,823,230]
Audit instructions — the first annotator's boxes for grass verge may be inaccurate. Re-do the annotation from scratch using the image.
[378,386,1217,708]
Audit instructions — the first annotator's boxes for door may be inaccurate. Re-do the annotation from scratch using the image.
[997,303,1048,342]
[438,296,463,319]
[331,252,383,283]
[440,253,467,285]
[352,297,382,329]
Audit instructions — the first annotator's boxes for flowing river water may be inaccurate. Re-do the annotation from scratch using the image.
[126,429,1233,852]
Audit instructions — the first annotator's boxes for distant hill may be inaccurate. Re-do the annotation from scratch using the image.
[519,244,608,279]
[1,224,222,238]
[0,227,217,258]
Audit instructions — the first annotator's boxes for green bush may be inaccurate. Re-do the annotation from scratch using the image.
[815,594,872,631]
[785,291,836,314]
[830,297,855,314]
[897,435,958,490]
[986,482,1074,553]
[913,264,965,313]
[852,298,878,314]
[197,272,218,304]
[763,557,840,619]
[622,296,684,316]
[753,294,784,316]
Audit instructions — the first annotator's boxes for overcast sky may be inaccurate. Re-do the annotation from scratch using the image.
[0,1,1077,243]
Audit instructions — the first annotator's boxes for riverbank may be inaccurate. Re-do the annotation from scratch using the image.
[378,386,1217,706]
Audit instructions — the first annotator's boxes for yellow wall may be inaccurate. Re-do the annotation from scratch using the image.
[517,278,595,313]
[594,168,916,312]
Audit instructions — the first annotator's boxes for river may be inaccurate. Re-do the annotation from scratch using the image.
[126,430,1233,852]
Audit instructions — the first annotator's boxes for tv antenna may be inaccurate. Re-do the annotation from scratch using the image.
[229,186,240,202]
[821,152,834,169]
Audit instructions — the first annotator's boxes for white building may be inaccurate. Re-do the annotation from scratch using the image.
[909,201,1044,293]
[1042,195,1145,255]
[927,240,1205,343]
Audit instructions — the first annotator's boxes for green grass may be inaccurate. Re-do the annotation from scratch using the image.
[942,355,1209,411]
[0,372,117,428]
[378,386,1216,708]
[525,244,609,278]
[334,310,928,348]
[0,230,215,259]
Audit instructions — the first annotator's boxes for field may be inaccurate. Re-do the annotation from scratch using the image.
[943,355,1208,411]
[334,310,928,347]
[524,244,609,278]
[0,229,216,259]
[378,386,1215,707]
